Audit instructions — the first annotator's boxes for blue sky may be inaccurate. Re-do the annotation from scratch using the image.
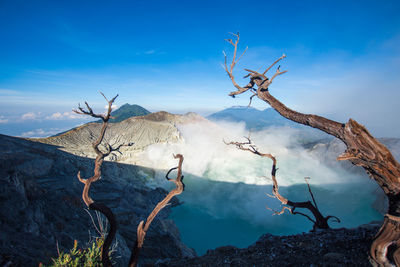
[1,0,400,137]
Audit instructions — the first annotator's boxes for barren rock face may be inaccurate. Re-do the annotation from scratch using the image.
[165,225,379,267]
[36,111,206,161]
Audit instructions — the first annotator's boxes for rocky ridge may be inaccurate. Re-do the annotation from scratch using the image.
[37,111,206,164]
[164,222,381,266]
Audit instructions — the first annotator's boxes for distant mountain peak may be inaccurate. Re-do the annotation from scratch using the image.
[118,103,133,108]
[97,103,150,123]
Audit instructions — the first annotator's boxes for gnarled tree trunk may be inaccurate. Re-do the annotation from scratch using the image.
[223,33,400,266]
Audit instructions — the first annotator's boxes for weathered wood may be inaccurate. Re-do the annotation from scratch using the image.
[73,93,119,267]
[129,154,185,267]
[370,214,400,266]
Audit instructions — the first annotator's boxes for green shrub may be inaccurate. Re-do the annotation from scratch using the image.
[41,238,110,267]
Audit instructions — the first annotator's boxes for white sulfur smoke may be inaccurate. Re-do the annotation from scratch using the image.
[134,119,382,255]
[138,119,366,187]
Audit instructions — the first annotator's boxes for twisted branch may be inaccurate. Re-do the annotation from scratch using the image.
[129,154,185,267]
[262,54,286,75]
[223,33,287,101]
[73,92,119,267]
[225,137,340,230]
[222,32,253,97]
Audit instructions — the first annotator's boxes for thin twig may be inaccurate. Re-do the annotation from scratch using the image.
[305,177,318,211]
[262,54,286,75]
[84,208,102,236]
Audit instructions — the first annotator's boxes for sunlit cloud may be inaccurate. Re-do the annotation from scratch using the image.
[45,111,81,120]
[21,112,41,120]
[104,104,118,110]
[21,128,63,138]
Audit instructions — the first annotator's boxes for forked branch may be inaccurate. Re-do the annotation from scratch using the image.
[223,33,287,101]
[129,154,185,267]
[73,92,119,267]
[73,92,119,206]
[222,32,253,97]
[74,92,118,122]
[225,137,340,231]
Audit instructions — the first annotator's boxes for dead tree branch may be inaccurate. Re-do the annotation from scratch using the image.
[73,92,119,267]
[223,33,286,101]
[305,177,318,210]
[225,137,340,230]
[222,32,252,97]
[129,154,185,267]
[223,34,400,266]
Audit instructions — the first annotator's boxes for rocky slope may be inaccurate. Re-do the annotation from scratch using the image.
[0,133,195,266]
[164,222,381,266]
[37,111,206,164]
[0,111,208,266]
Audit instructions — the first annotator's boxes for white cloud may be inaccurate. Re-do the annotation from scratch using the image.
[45,111,81,120]
[21,128,63,138]
[47,112,63,119]
[104,104,118,110]
[64,111,82,119]
[0,115,8,123]
[21,112,41,120]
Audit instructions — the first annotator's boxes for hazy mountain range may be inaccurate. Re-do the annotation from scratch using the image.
[207,106,302,130]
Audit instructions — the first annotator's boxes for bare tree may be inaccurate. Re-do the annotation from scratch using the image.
[129,154,185,267]
[223,32,400,266]
[73,93,129,267]
[225,137,340,231]
[73,94,186,266]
